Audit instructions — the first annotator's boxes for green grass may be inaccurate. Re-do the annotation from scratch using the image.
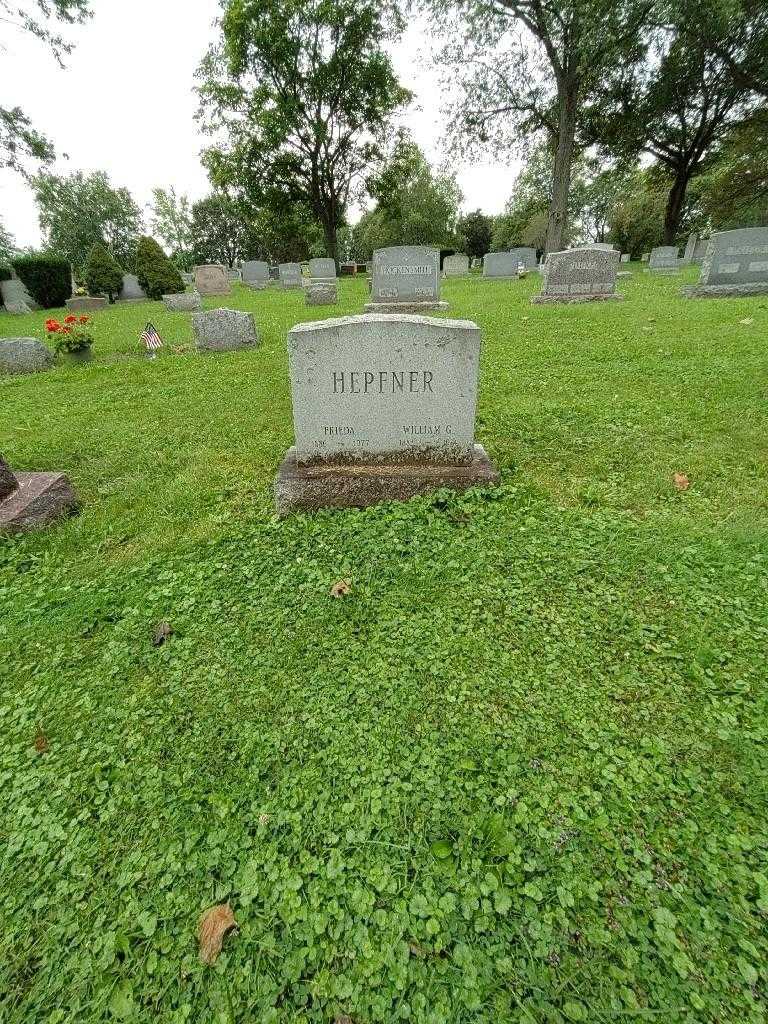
[1,268,767,1023]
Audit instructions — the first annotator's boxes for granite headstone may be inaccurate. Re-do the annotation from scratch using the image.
[648,246,681,273]
[194,264,231,296]
[164,291,203,312]
[684,228,768,298]
[192,308,260,352]
[308,258,337,282]
[0,338,54,375]
[443,254,470,277]
[483,252,518,278]
[242,261,271,288]
[306,283,338,307]
[365,246,446,313]
[118,274,147,301]
[532,248,622,304]
[0,453,79,535]
[274,313,499,513]
[279,263,303,288]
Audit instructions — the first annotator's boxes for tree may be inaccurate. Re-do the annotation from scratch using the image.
[135,236,184,300]
[1,0,92,172]
[0,217,17,266]
[190,193,257,268]
[196,0,410,267]
[85,242,123,302]
[432,0,655,253]
[354,134,463,258]
[576,163,636,243]
[457,209,493,260]
[598,22,761,242]
[692,107,768,229]
[608,170,667,256]
[31,170,143,274]
[149,187,194,270]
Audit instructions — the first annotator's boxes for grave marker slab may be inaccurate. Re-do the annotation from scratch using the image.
[164,291,203,312]
[65,296,108,312]
[118,273,147,301]
[242,261,270,289]
[0,454,79,535]
[192,308,260,352]
[483,252,518,278]
[532,248,622,304]
[443,254,470,277]
[275,313,499,513]
[648,246,681,273]
[194,264,231,296]
[365,247,447,313]
[0,338,54,375]
[684,228,768,298]
[682,233,698,265]
[306,283,338,307]
[692,237,709,264]
[308,258,337,282]
[621,253,631,263]
[1,277,39,311]
[279,263,303,288]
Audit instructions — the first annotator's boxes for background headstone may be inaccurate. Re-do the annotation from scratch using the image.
[621,253,631,262]
[692,237,709,264]
[685,228,768,297]
[308,258,337,282]
[118,273,147,301]
[0,454,79,535]
[279,263,303,288]
[194,264,231,296]
[306,283,338,307]
[274,313,500,513]
[192,308,260,352]
[508,247,538,271]
[164,291,203,312]
[1,277,38,311]
[65,296,108,312]
[648,246,681,273]
[443,254,470,277]
[0,338,54,375]
[365,247,446,313]
[682,233,698,265]
[242,261,270,288]
[483,252,519,278]
[533,248,622,304]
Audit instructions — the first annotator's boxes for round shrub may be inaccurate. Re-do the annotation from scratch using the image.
[85,243,123,302]
[11,255,72,309]
[136,236,184,300]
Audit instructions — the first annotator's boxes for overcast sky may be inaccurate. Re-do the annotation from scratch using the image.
[0,0,519,249]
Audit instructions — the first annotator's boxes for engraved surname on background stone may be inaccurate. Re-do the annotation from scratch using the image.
[749,261,768,272]
[331,370,435,394]
[718,263,740,274]
[380,265,433,276]
[726,246,768,256]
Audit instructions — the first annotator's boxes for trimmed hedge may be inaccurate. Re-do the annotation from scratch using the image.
[85,243,123,302]
[136,236,184,300]
[11,255,72,309]
[0,266,11,283]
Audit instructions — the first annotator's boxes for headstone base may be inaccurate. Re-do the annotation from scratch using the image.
[682,282,768,299]
[0,472,79,534]
[66,297,108,312]
[363,300,449,314]
[275,444,499,516]
[531,292,624,305]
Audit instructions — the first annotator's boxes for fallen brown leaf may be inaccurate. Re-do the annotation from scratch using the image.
[673,472,690,491]
[34,729,49,753]
[330,579,351,598]
[152,621,173,646]
[198,903,236,965]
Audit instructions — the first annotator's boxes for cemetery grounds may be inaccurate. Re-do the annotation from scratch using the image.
[1,265,767,1023]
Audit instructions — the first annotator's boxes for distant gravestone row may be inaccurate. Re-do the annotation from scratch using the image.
[365,247,447,313]
[443,254,470,277]
[279,263,303,289]
[648,247,681,273]
[533,248,622,304]
[195,264,231,296]
[483,249,537,278]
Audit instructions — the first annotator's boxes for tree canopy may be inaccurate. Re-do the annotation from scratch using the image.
[196,0,410,266]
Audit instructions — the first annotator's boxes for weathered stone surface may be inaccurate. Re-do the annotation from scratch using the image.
[163,291,202,312]
[340,262,357,276]
[483,251,518,278]
[243,260,270,286]
[648,246,681,273]
[365,246,445,312]
[276,312,499,513]
[533,248,622,304]
[192,307,260,352]
[684,228,768,298]
[621,254,631,262]
[641,253,650,262]
[4,301,31,314]
[510,247,538,271]
[194,264,231,296]
[279,263,303,288]
[119,273,147,301]
[305,283,338,307]
[0,456,17,500]
[66,296,108,312]
[308,258,337,281]
[682,233,698,265]
[181,272,194,285]
[275,444,499,515]
[227,268,242,282]
[443,254,470,277]
[1,277,39,311]
[575,243,615,252]
[692,238,709,264]
[0,467,79,535]
[0,337,54,375]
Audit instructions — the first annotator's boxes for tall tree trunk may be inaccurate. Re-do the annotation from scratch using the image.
[663,169,691,244]
[546,86,578,254]
[321,217,339,270]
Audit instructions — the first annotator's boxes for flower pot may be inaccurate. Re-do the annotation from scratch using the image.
[62,346,93,366]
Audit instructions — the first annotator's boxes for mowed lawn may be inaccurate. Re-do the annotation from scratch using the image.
[1,268,767,1023]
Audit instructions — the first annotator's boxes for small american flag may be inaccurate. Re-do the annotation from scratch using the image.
[140,322,163,352]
